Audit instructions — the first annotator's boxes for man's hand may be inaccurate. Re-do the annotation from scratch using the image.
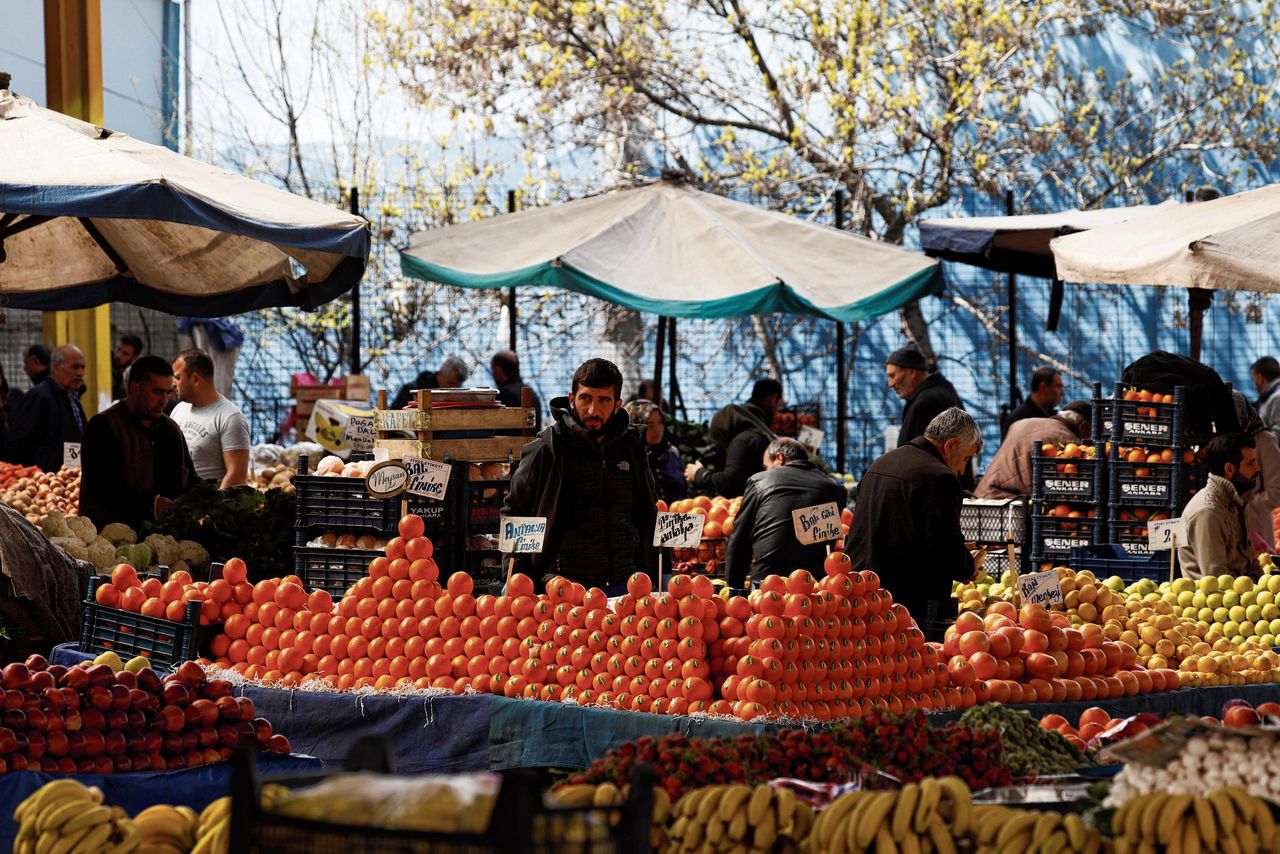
[684,461,704,483]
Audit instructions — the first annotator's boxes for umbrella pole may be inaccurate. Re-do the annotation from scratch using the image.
[507,191,518,351]
[1189,288,1213,362]
[654,316,667,408]
[350,188,361,375]
[668,317,682,420]
[1006,190,1018,412]
[834,191,848,471]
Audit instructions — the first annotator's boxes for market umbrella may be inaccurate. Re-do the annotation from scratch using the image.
[0,87,369,317]
[400,179,943,322]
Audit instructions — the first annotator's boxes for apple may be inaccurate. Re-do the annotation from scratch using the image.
[112,755,134,773]
[128,753,152,772]
[3,690,23,711]
[125,710,145,731]
[175,661,206,687]
[58,687,80,710]
[159,706,185,733]
[161,683,191,707]
[189,699,219,727]
[127,689,153,711]
[26,731,46,758]
[90,756,112,775]
[44,730,68,757]
[75,757,95,774]
[58,666,89,691]
[215,696,240,722]
[101,730,126,757]
[201,747,221,766]
[252,718,273,744]
[62,710,81,733]
[8,755,26,772]
[85,686,112,712]
[29,671,55,692]
[84,664,115,687]
[195,726,218,749]
[3,709,26,730]
[81,728,106,757]
[136,669,162,694]
[80,708,105,731]
[236,697,255,721]
[216,746,233,761]
[25,709,48,732]
[162,732,184,754]
[45,665,66,682]
[66,731,87,757]
[114,670,137,690]
[142,730,162,754]
[203,679,233,700]
[184,749,203,769]
[24,654,48,672]
[109,684,131,711]
[267,733,291,754]
[2,664,30,691]
[0,726,18,752]
[217,724,240,747]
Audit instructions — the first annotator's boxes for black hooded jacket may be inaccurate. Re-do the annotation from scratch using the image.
[693,402,776,498]
[502,397,657,587]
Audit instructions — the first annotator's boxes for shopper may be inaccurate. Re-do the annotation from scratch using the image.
[80,355,195,530]
[391,356,469,409]
[1178,432,1259,580]
[623,399,686,504]
[502,358,657,588]
[685,378,781,498]
[171,348,251,488]
[110,334,143,401]
[629,379,660,406]
[1232,391,1280,551]
[886,346,973,490]
[22,344,50,388]
[977,402,1091,499]
[6,344,87,472]
[490,350,541,429]
[844,407,981,641]
[1251,356,1280,435]
[1000,367,1064,438]
[724,437,847,587]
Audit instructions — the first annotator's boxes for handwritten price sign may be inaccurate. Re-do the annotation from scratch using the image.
[499,516,548,554]
[1018,569,1064,607]
[792,502,843,545]
[62,442,82,470]
[1148,517,1186,551]
[653,512,706,548]
[405,457,452,500]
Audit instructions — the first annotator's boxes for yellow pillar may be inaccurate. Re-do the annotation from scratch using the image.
[43,0,112,416]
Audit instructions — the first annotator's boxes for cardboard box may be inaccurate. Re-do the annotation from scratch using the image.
[305,399,377,458]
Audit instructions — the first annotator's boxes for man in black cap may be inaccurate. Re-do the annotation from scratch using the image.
[886,345,972,489]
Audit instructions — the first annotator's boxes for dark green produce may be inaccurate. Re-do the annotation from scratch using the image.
[959,703,1092,778]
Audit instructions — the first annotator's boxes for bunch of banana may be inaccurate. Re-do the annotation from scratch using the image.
[12,779,141,854]
[668,783,813,854]
[799,776,971,854]
[190,796,230,854]
[970,805,1102,854]
[1112,786,1280,854]
[131,804,199,853]
[548,780,674,849]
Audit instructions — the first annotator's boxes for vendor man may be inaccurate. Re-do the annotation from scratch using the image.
[844,407,981,640]
[391,355,469,409]
[685,379,782,499]
[724,437,848,588]
[1179,432,1259,580]
[80,355,196,530]
[171,348,251,488]
[502,358,657,588]
[6,344,87,472]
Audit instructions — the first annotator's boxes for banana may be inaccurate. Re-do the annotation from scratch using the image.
[926,816,957,854]
[1166,817,1186,854]
[794,802,814,842]
[675,788,703,818]
[1158,794,1194,846]
[1192,796,1218,849]
[752,804,777,852]
[892,784,919,841]
[58,805,112,836]
[36,829,61,854]
[1184,817,1202,854]
[1062,813,1087,852]
[1032,812,1060,843]
[49,828,96,854]
[728,808,749,842]
[67,822,113,854]
[103,820,142,854]
[994,812,1036,848]
[37,799,94,835]
[15,781,93,824]
[1222,787,1258,825]
[1220,834,1243,854]
[746,785,774,825]
[913,778,940,835]
[874,822,899,854]
[137,846,185,854]
[816,791,862,850]
[550,784,596,807]
[937,777,972,836]
[1238,824,1260,854]
[592,782,622,807]
[198,797,230,830]
[1251,794,1276,845]
[775,785,797,835]
[1038,828,1068,854]
[190,820,228,854]
[87,788,104,806]
[651,786,671,825]
[706,815,726,845]
[1000,828,1034,852]
[1210,790,1239,836]
[680,813,704,850]
[695,786,723,824]
[1140,793,1167,840]
[899,830,921,854]
[857,792,898,850]
[718,785,751,822]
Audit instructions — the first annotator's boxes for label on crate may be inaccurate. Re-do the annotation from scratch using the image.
[792,502,843,545]
[1148,517,1186,551]
[1042,537,1090,552]
[653,512,706,548]
[499,517,548,553]
[1120,482,1170,500]
[377,409,428,432]
[798,425,825,450]
[1018,569,1063,606]
[1042,477,1091,495]
[1122,421,1171,440]
[405,457,452,500]
[62,442,81,470]
[364,460,409,498]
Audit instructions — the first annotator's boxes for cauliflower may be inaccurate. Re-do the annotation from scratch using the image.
[66,515,97,546]
[143,534,178,567]
[100,522,137,546]
[50,536,88,562]
[40,512,72,539]
[177,540,210,569]
[87,537,117,570]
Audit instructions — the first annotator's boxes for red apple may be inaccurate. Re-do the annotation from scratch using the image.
[84,664,114,687]
[215,696,240,722]
[124,710,145,731]
[136,669,162,694]
[217,724,240,747]
[195,726,218,749]
[142,730,162,754]
[103,730,126,757]
[233,721,255,746]
[127,689,153,711]
[112,755,134,773]
[164,753,184,770]
[252,718,272,744]
[45,665,65,682]
[62,710,81,733]
[81,728,105,757]
[236,697,255,720]
[201,747,221,766]
[41,687,67,710]
[58,667,89,691]
[114,670,137,689]
[3,690,23,710]
[158,705,185,733]
[203,679,233,700]
[76,757,95,774]
[161,683,191,707]
[162,732,183,754]
[216,746,232,761]
[184,749,204,768]
[103,709,128,731]
[175,661,206,687]
[58,687,80,709]
[0,726,17,752]
[3,709,26,730]
[24,654,48,672]
[2,664,30,691]
[9,754,26,771]
[109,684,131,711]
[26,731,46,758]
[80,708,105,731]
[90,756,112,775]
[267,734,291,754]
[66,731,87,757]
[29,671,55,692]
[44,730,68,757]
[85,686,112,712]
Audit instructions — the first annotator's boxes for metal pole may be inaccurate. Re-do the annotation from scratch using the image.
[654,317,667,408]
[507,190,518,352]
[668,317,679,417]
[349,188,361,375]
[183,0,193,156]
[834,190,848,472]
[1006,189,1018,410]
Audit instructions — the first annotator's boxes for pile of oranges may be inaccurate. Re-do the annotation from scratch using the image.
[93,560,260,626]
[167,514,977,722]
[660,495,739,540]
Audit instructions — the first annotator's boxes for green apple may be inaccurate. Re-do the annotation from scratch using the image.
[1247,604,1264,623]
[1258,590,1274,606]
[1183,606,1199,619]
[1234,575,1255,594]
[1229,605,1248,623]
[1207,593,1224,610]
[1223,591,1240,609]
[1242,591,1257,607]
[1192,592,1208,608]
[1171,577,1195,595]
[1177,591,1196,607]
[1269,575,1280,595]
[1213,607,1231,624]
[1224,620,1241,637]
[1199,607,1216,623]
[1263,603,1280,622]
[1218,574,1236,591]
[1270,617,1280,636]
[1263,633,1278,647]
[1199,576,1220,593]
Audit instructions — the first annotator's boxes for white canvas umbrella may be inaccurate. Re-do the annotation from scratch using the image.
[400,179,942,322]
[0,87,369,316]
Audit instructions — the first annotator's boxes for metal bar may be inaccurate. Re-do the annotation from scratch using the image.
[1006,189,1018,411]
[653,316,667,408]
[668,316,680,418]
[350,188,361,375]
[77,217,129,276]
[834,190,847,471]
[507,190,518,351]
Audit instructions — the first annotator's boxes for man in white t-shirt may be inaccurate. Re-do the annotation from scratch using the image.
[171,349,250,487]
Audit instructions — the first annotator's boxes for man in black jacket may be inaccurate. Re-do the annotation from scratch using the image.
[845,407,981,641]
[1000,366,1064,438]
[685,378,781,498]
[390,355,469,409]
[491,350,541,429]
[502,359,657,589]
[887,346,973,490]
[724,438,848,587]
[6,344,88,472]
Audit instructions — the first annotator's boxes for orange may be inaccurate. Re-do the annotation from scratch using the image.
[275,583,307,610]
[164,600,187,622]
[261,627,281,650]
[377,598,397,620]
[355,597,378,619]
[120,587,146,612]
[257,602,279,628]
[252,580,278,605]
[208,580,232,604]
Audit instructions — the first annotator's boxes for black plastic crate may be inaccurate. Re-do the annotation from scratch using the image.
[1033,454,1104,503]
[1070,545,1169,584]
[1108,524,1153,557]
[1031,513,1104,559]
[294,454,401,535]
[1110,383,1186,447]
[80,576,203,669]
[1110,459,1181,506]
[464,480,510,534]
[960,498,1028,546]
[293,547,381,599]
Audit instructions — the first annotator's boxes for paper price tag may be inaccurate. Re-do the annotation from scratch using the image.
[405,457,452,500]
[348,415,377,452]
[62,442,82,470]
[499,516,548,554]
[797,425,825,450]
[1018,569,1063,607]
[1148,517,1186,551]
[653,512,706,548]
[792,502,843,545]
[364,460,409,498]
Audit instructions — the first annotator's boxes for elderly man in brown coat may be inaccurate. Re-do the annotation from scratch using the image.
[975,402,1092,500]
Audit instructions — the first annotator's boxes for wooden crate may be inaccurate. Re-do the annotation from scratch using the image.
[373,387,538,463]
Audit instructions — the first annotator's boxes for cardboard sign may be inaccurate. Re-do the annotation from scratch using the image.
[798,425,825,450]
[653,512,706,548]
[364,460,409,498]
[792,502,843,545]
[306,399,377,457]
[1148,517,1186,551]
[405,457,452,500]
[499,516,548,554]
[1018,569,1063,606]
[62,442,81,470]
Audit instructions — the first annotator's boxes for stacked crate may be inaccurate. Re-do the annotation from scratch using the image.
[1028,386,1109,567]
[1106,383,1188,557]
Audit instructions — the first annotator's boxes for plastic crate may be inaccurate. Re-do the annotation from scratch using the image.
[1110,383,1186,447]
[1031,513,1104,559]
[960,499,1028,545]
[464,480,510,534]
[1069,545,1170,584]
[294,457,401,535]
[293,547,380,599]
[228,747,655,854]
[1033,455,1104,503]
[80,576,203,669]
[1108,523,1153,556]
[1110,460,1181,507]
